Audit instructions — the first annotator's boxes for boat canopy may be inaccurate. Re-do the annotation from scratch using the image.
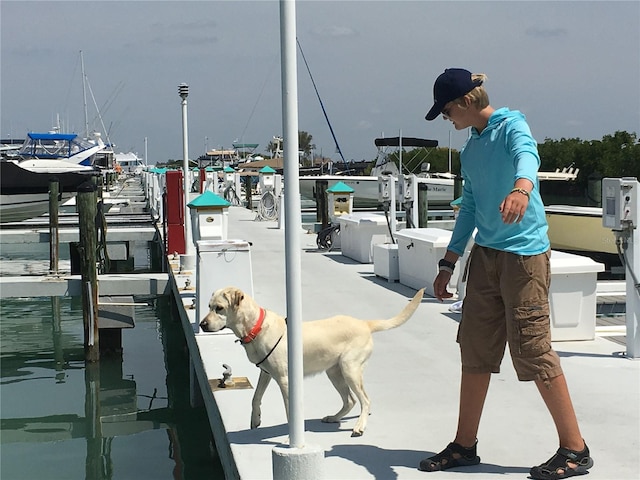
[27,132,78,141]
[374,137,438,148]
[205,149,237,156]
[232,143,259,149]
[19,131,103,164]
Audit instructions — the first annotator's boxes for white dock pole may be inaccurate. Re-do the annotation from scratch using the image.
[627,184,640,359]
[179,83,196,265]
[280,0,303,449]
[390,175,397,235]
[399,129,403,177]
[273,1,324,478]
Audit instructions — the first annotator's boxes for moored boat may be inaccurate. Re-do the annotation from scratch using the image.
[0,160,99,223]
[299,136,455,208]
[538,167,616,255]
[545,204,616,254]
[298,173,455,208]
[16,131,105,167]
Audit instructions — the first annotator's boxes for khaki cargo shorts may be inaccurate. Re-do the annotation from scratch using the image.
[458,245,563,383]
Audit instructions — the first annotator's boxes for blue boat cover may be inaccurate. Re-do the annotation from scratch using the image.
[28,132,78,141]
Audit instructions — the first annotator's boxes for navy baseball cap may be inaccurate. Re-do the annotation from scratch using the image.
[425,68,483,121]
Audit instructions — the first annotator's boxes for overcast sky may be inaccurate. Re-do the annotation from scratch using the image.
[1,1,638,165]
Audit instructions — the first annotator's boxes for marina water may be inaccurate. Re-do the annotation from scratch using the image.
[0,247,225,479]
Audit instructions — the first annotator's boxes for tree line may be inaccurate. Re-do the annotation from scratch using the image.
[537,131,639,187]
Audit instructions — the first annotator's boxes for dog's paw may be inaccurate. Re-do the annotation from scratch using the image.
[321,415,341,424]
[351,417,367,436]
[250,413,261,429]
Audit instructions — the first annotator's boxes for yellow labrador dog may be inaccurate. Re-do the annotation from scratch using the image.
[200,286,424,436]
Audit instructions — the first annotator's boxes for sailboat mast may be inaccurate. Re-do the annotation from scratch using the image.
[296,39,346,164]
[80,50,89,138]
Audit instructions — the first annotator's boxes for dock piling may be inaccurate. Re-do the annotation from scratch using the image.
[417,183,430,227]
[49,178,60,274]
[243,175,253,210]
[78,181,100,362]
[314,180,329,229]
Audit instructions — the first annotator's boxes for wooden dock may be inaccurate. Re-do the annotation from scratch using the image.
[1,174,166,298]
[0,272,169,298]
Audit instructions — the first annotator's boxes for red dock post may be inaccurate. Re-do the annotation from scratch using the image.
[165,170,186,255]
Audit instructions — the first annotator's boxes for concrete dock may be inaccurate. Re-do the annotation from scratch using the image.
[169,205,640,480]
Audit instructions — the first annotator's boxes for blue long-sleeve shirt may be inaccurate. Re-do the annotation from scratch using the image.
[448,107,549,256]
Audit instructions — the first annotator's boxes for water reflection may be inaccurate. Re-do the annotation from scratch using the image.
[0,296,223,480]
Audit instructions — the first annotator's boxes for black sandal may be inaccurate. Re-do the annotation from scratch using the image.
[418,441,481,472]
[530,443,594,479]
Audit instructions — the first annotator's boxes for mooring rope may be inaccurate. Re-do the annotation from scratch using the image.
[255,190,279,221]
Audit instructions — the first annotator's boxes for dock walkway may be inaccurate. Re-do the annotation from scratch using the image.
[170,205,639,480]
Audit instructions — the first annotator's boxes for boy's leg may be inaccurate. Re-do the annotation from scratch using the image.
[419,247,502,472]
[531,375,593,479]
[455,371,491,447]
[535,373,584,451]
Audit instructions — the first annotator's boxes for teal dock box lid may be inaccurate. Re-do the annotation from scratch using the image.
[327,181,354,194]
[259,166,276,174]
[224,166,235,172]
[188,191,231,209]
[450,196,463,208]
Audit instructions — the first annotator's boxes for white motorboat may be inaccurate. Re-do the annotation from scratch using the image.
[0,160,99,223]
[0,128,108,223]
[15,131,105,167]
[299,136,455,208]
[299,173,455,208]
[537,167,617,255]
[545,204,616,255]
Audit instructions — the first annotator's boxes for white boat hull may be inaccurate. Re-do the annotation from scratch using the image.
[0,192,76,223]
[545,205,616,254]
[0,160,99,223]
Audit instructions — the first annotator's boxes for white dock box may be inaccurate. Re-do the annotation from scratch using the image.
[395,228,459,297]
[196,240,254,333]
[373,243,399,282]
[549,250,604,341]
[338,212,391,263]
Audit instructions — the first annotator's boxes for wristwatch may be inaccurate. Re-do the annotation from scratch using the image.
[438,258,456,273]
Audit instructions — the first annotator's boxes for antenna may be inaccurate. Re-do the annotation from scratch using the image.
[80,50,89,138]
[296,38,346,164]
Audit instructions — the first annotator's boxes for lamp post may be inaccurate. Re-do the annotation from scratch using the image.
[179,83,195,260]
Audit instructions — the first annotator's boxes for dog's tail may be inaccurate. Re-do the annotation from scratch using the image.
[367,288,425,333]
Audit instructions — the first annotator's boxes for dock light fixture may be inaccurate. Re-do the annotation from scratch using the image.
[178,83,189,99]
[178,83,195,261]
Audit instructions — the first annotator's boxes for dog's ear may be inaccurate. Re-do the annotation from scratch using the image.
[228,288,244,309]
